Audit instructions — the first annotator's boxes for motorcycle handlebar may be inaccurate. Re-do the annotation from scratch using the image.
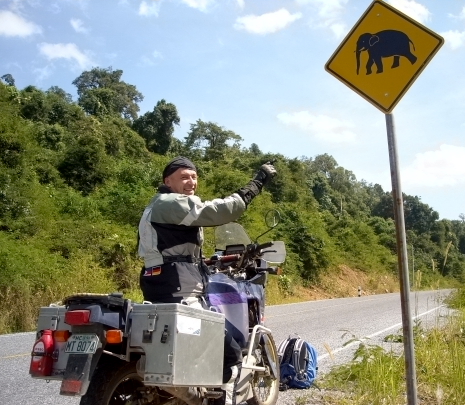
[204,254,240,265]
[205,241,275,266]
[204,242,273,266]
[257,241,274,251]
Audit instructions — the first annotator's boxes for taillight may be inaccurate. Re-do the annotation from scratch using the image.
[64,310,91,325]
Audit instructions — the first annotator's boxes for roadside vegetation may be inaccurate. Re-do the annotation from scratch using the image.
[1,69,465,334]
[314,287,465,404]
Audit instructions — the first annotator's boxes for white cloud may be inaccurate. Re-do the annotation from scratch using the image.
[330,22,346,39]
[304,0,346,19]
[296,0,348,39]
[181,0,215,12]
[445,6,465,49]
[277,111,357,144]
[33,65,54,83]
[236,0,244,9]
[138,50,163,66]
[402,145,465,187]
[234,9,302,35]
[441,30,465,50]
[0,10,42,37]
[387,0,431,25]
[70,18,88,34]
[448,6,465,20]
[139,1,160,16]
[38,43,94,70]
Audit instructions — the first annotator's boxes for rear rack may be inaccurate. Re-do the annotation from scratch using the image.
[63,292,126,308]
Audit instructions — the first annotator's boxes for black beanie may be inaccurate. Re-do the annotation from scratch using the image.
[162,156,197,180]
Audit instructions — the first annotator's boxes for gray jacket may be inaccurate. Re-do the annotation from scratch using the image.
[138,185,246,302]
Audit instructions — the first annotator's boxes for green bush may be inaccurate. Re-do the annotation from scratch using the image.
[58,133,110,194]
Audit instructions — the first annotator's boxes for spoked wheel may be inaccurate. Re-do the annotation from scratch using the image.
[247,334,280,405]
[79,357,176,405]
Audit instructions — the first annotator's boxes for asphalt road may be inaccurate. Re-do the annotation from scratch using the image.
[0,289,453,405]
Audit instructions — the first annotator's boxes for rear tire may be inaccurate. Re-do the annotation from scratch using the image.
[79,357,173,405]
[247,335,280,405]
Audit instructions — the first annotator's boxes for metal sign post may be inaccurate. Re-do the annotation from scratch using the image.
[324,1,445,404]
[385,113,417,404]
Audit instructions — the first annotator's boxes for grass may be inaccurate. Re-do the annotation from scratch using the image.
[0,253,119,334]
[318,288,465,405]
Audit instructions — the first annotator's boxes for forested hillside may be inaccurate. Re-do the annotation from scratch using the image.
[1,68,464,333]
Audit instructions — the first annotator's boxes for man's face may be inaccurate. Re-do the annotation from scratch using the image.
[164,168,198,195]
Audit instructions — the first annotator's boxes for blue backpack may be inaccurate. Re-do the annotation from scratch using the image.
[277,335,318,390]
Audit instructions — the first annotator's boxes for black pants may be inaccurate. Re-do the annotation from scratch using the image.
[223,329,242,383]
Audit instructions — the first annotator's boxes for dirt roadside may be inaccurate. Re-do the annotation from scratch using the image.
[268,264,401,306]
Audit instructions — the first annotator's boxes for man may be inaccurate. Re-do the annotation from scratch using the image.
[138,156,276,405]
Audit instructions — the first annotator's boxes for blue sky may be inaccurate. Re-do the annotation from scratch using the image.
[1,0,464,220]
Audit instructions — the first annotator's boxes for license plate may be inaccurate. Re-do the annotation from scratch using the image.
[65,334,99,354]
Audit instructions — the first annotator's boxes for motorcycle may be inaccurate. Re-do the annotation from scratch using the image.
[29,210,286,405]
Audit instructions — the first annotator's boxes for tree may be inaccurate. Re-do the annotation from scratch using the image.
[308,172,334,211]
[372,191,394,219]
[45,86,84,126]
[46,86,73,103]
[249,143,262,156]
[1,74,15,86]
[310,153,338,177]
[58,134,110,194]
[20,86,49,122]
[132,99,180,154]
[277,208,330,281]
[184,120,242,160]
[72,67,143,120]
[403,195,439,234]
[372,192,439,234]
[20,86,84,126]
[459,234,465,255]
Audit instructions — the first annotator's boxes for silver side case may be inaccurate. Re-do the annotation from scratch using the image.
[130,303,225,387]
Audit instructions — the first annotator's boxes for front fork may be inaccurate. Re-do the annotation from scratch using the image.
[234,326,278,403]
[243,325,278,378]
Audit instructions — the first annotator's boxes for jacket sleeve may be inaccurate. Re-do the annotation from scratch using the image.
[150,193,247,227]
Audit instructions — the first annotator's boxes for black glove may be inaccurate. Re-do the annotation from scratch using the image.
[236,180,261,207]
[236,162,277,207]
[253,162,277,186]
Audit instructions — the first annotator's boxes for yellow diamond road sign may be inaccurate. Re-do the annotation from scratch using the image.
[325,0,444,113]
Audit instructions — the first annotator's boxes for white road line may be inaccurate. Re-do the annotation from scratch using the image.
[1,353,30,359]
[318,304,445,360]
[266,298,380,319]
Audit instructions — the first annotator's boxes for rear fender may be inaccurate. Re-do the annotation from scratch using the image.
[60,351,99,396]
[60,325,107,396]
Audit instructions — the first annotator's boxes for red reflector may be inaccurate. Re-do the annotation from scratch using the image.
[60,379,83,395]
[64,310,91,325]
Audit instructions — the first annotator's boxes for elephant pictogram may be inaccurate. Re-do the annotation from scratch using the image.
[355,29,417,75]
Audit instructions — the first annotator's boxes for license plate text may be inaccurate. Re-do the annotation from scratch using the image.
[65,334,99,354]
